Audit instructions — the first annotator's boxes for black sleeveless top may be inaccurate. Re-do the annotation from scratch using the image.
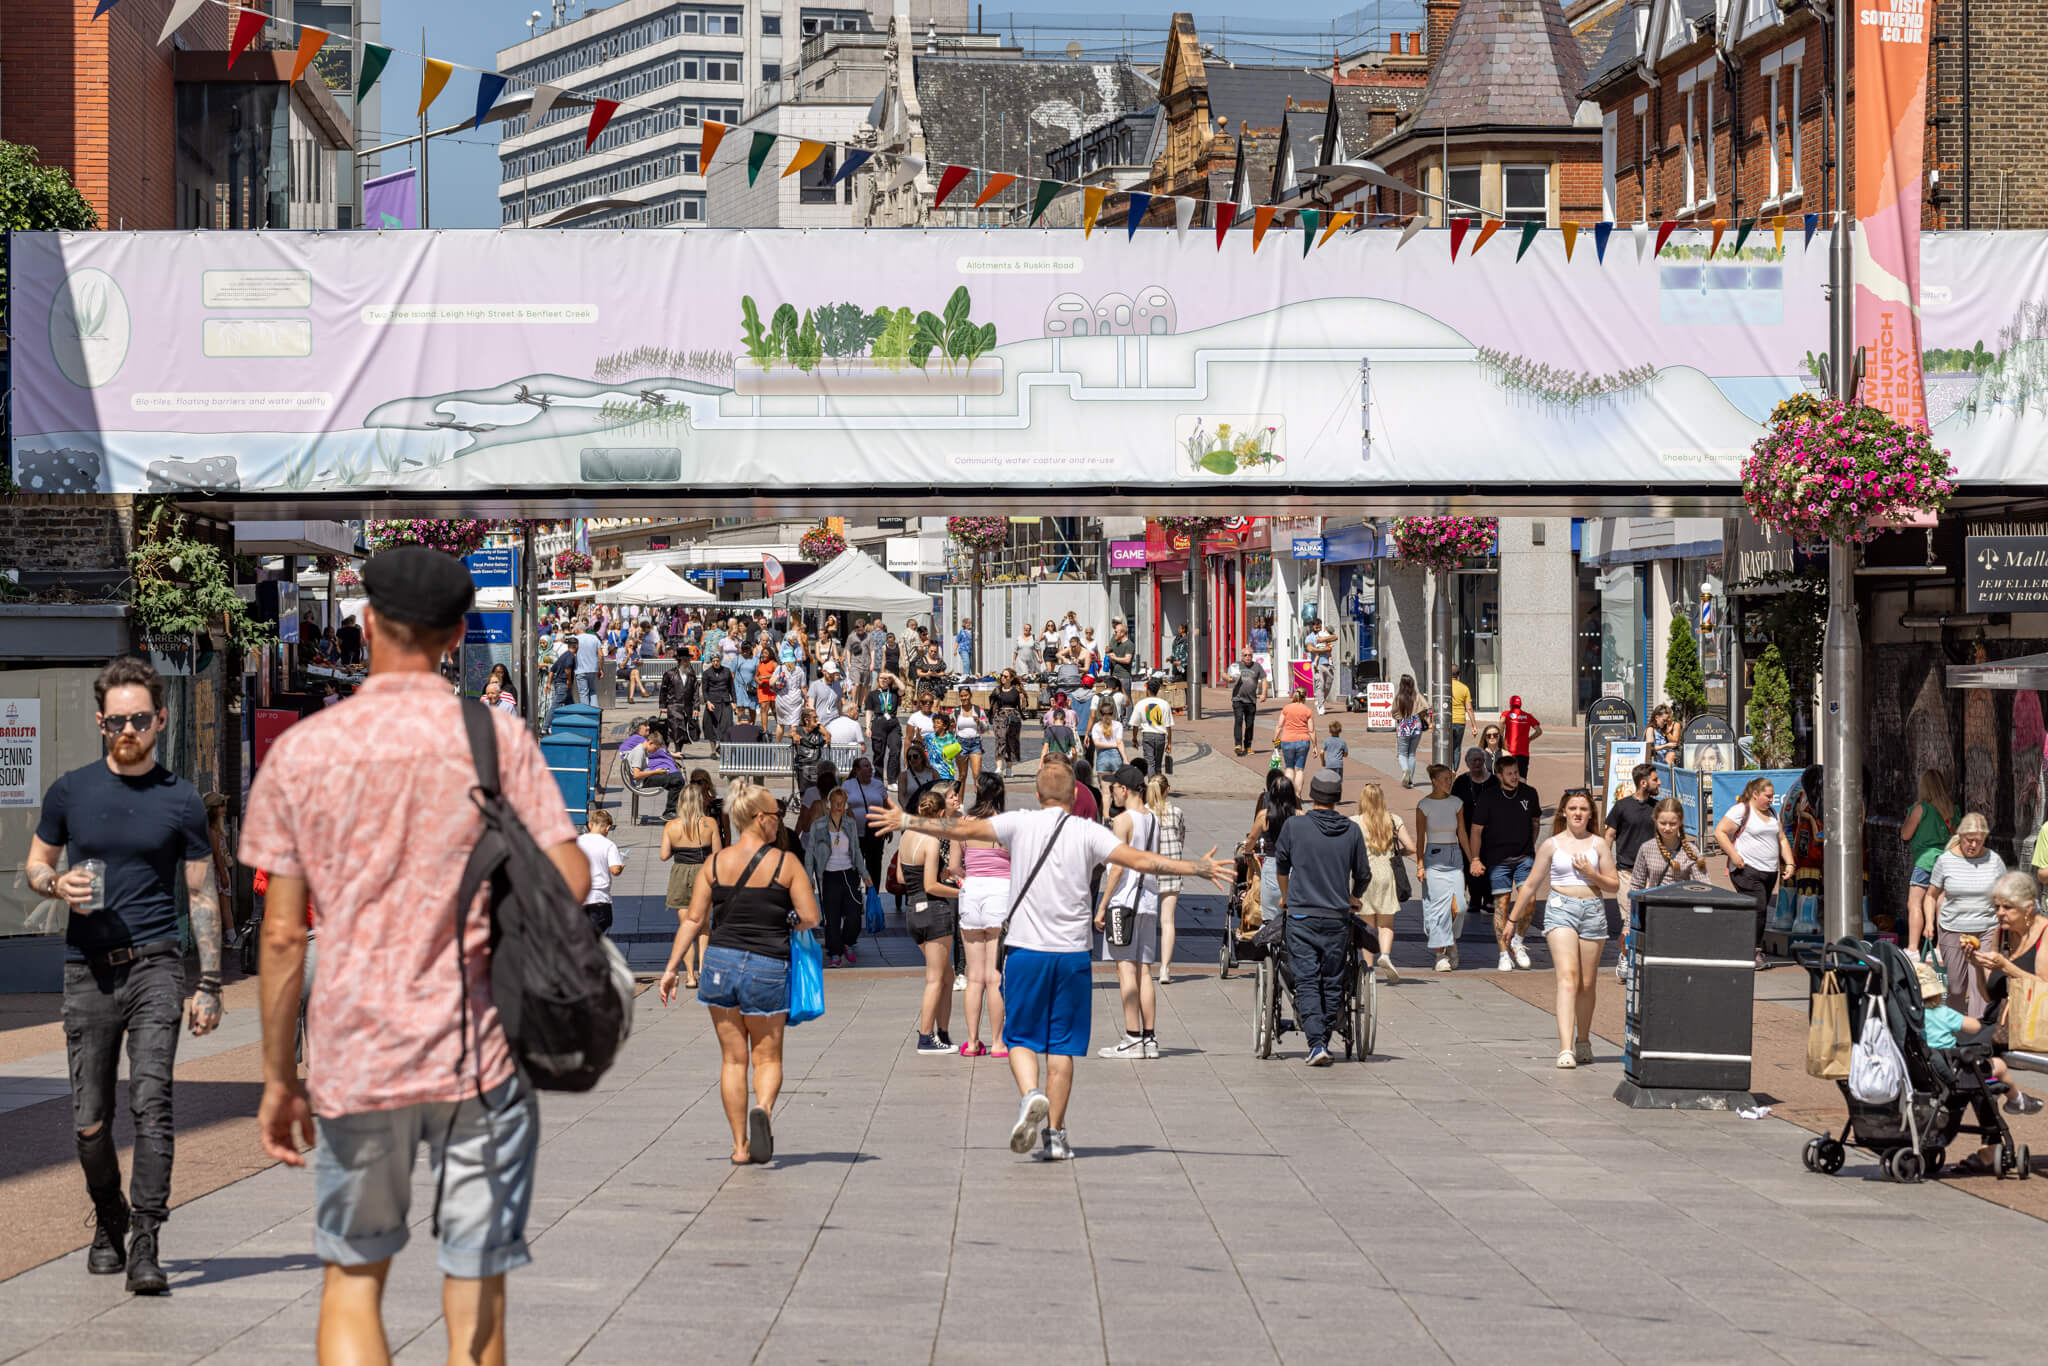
[708,846,795,960]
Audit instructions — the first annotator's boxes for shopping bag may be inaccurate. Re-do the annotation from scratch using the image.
[863,887,886,935]
[1806,971,1853,1080]
[1848,996,1906,1103]
[787,929,825,1026]
[2009,970,2048,1052]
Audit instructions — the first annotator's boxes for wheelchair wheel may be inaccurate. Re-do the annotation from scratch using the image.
[1352,953,1378,1061]
[1253,956,1278,1059]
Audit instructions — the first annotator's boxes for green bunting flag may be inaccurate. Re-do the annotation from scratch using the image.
[1028,179,1063,226]
[747,131,776,185]
[1515,219,1541,262]
[1299,209,1319,255]
[357,43,393,100]
[1732,218,1756,255]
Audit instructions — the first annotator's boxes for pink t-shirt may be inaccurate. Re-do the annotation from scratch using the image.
[240,672,575,1116]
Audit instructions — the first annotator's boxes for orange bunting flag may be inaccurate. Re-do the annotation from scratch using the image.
[972,173,1018,209]
[1317,211,1355,247]
[1561,221,1580,261]
[1654,220,1677,256]
[585,99,620,150]
[1251,205,1276,253]
[419,59,453,117]
[1709,217,1728,257]
[228,7,266,67]
[933,164,973,208]
[1471,218,1504,255]
[781,139,827,177]
[289,26,330,83]
[1771,213,1786,253]
[1081,185,1109,236]
[700,121,728,167]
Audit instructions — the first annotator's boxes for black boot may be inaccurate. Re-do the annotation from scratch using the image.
[125,1218,167,1295]
[86,1190,129,1275]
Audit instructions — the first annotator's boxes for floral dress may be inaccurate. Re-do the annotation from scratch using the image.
[774,663,807,730]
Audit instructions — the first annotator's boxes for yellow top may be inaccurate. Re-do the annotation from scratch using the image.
[1451,678,1472,725]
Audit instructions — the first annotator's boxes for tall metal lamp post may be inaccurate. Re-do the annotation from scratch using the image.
[1822,1,1862,945]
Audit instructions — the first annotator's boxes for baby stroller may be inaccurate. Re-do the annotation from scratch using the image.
[1217,845,1259,980]
[1796,939,2028,1183]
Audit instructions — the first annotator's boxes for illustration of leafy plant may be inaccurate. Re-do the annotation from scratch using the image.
[741,295,771,370]
[280,442,319,490]
[861,307,890,358]
[373,428,407,476]
[794,309,822,372]
[60,283,108,341]
[873,307,913,371]
[957,321,997,372]
[909,309,943,372]
[769,303,799,368]
[1182,421,1208,472]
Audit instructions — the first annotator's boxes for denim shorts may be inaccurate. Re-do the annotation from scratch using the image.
[314,1072,538,1279]
[957,735,983,755]
[1543,893,1609,940]
[1487,855,1534,896]
[1910,865,1933,888]
[697,944,790,1016]
[1279,741,1310,768]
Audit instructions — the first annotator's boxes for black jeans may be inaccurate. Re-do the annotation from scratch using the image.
[63,950,183,1225]
[1285,915,1352,1052]
[1232,698,1258,750]
[584,901,614,937]
[871,719,901,782]
[857,831,887,888]
[639,771,687,818]
[820,868,863,957]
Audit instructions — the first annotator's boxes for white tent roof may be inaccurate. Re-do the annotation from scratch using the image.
[595,562,717,605]
[774,548,931,615]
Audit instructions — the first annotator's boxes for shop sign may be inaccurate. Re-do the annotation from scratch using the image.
[1364,681,1396,731]
[1964,536,2048,612]
[1584,695,1637,794]
[1680,713,1737,774]
[1110,540,1148,570]
[464,611,512,645]
[0,699,41,807]
[252,707,298,772]
[1291,537,1326,561]
[875,516,906,531]
[1732,519,1821,591]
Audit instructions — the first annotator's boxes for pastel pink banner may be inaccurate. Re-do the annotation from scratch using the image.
[1853,0,1929,425]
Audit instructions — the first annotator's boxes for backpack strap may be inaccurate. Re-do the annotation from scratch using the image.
[999,813,1072,945]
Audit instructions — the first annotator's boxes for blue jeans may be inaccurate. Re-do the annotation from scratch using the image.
[574,671,598,706]
[1285,914,1352,1051]
[1396,731,1420,780]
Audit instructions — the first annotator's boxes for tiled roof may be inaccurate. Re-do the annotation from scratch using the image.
[1331,82,1424,157]
[1573,3,1627,75]
[1203,65,1338,139]
[911,57,1156,177]
[1390,0,1592,136]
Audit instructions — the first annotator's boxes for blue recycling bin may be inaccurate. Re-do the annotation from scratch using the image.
[539,732,593,827]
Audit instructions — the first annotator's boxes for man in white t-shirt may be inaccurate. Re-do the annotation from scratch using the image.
[824,699,864,750]
[1131,677,1174,779]
[869,759,1227,1161]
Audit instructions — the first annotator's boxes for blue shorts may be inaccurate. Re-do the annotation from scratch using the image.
[957,736,983,755]
[1910,865,1933,888]
[697,944,790,1016]
[1543,893,1609,940]
[1001,948,1092,1056]
[1487,856,1534,896]
[1279,741,1310,768]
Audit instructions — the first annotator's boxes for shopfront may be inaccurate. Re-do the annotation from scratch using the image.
[1580,518,1729,719]
[1323,521,1387,694]
[1145,518,1267,686]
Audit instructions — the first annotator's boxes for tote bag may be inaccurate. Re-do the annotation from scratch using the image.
[787,929,825,1026]
[1848,996,1906,1103]
[2004,923,2048,1050]
[1806,971,1853,1080]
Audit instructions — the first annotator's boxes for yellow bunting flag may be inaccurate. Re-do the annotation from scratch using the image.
[1081,185,1108,237]
[700,121,728,167]
[1561,221,1579,261]
[1471,218,1504,254]
[1709,217,1728,257]
[419,59,453,117]
[1251,205,1276,252]
[1771,214,1786,253]
[1317,211,1355,247]
[289,26,330,83]
[781,139,827,177]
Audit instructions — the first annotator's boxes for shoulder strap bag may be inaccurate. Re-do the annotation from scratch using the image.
[1107,812,1156,947]
[998,813,1072,949]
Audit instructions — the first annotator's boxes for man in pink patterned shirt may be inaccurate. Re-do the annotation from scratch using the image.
[243,546,587,1365]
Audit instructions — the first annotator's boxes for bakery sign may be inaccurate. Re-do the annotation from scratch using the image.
[1964,536,2048,612]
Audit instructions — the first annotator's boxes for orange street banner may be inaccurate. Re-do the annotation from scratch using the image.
[1853,0,1930,424]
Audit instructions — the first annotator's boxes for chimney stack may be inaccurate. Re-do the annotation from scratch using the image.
[1389,32,1401,53]
[1408,30,1421,56]
[1425,0,1460,67]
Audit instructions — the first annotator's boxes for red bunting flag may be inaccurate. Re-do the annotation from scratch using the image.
[1449,217,1471,259]
[228,7,266,67]
[933,164,973,208]
[1213,202,1238,250]
[585,99,620,150]
[972,173,1018,209]
[700,121,728,167]
[1471,218,1504,255]
[289,26,329,82]
[1654,220,1677,256]
[1250,205,1276,253]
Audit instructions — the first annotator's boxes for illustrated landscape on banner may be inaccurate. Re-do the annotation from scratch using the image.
[7,228,2047,497]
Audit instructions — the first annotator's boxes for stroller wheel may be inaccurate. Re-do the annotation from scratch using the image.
[2018,1144,2033,1180]
[1926,1146,1948,1176]
[1885,1149,1925,1184]
[1816,1140,1846,1175]
[1801,1139,1822,1173]
[1218,936,1234,981]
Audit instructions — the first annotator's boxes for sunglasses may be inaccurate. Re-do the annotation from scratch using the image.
[100,711,158,736]
[1561,787,1592,799]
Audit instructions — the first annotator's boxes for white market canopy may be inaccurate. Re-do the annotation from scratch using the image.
[594,562,717,606]
[773,548,931,616]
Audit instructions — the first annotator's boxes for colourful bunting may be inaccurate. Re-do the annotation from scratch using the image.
[290,25,330,82]
[1471,218,1503,255]
[746,131,776,185]
[1213,202,1238,250]
[884,155,923,192]
[1732,218,1755,255]
[1081,186,1108,236]
[1561,221,1579,261]
[1449,217,1471,260]
[782,139,827,177]
[1397,216,1424,250]
[1028,179,1063,226]
[1803,212,1819,249]
[159,0,207,45]
[473,73,507,128]
[1515,220,1541,262]
[933,164,972,207]
[973,173,1018,209]
[1299,209,1319,254]
[1318,211,1354,247]
[1124,192,1152,238]
[228,7,267,68]
[1708,217,1727,257]
[827,149,872,185]
[1632,221,1648,261]
[585,99,619,150]
[93,0,124,17]
[528,84,564,123]
[700,121,728,167]
[1653,220,1677,257]
[419,58,453,117]
[1771,213,1787,253]
[1593,221,1612,263]
[1173,196,1197,242]
[357,44,392,99]
[1249,206,1275,253]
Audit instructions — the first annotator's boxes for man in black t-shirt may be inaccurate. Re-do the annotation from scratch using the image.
[24,657,223,1295]
[336,615,362,666]
[1451,746,1497,915]
[1604,764,1661,879]
[1466,753,1542,972]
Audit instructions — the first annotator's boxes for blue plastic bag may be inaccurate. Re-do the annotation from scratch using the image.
[787,929,825,1026]
[864,887,886,935]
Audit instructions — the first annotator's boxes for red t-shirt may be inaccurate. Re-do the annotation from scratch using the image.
[1502,706,1538,756]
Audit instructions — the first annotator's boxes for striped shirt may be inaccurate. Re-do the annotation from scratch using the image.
[1930,848,2008,935]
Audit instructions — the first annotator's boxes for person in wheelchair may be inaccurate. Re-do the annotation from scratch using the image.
[1274,770,1374,1067]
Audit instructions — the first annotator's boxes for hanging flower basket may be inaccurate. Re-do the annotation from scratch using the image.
[365,519,493,558]
[552,549,594,576]
[1155,515,1223,539]
[799,526,847,562]
[947,515,1009,554]
[335,567,361,589]
[1743,397,1954,544]
[1392,515,1498,572]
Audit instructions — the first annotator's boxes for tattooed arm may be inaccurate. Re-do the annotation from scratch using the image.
[867,805,999,845]
[185,857,224,1036]
[1107,841,1233,891]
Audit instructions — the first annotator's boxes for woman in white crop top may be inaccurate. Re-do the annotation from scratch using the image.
[1508,789,1619,1071]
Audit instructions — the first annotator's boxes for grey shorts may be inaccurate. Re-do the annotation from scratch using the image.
[1542,894,1609,941]
[314,1073,539,1279]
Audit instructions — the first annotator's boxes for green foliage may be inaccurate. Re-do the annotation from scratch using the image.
[0,140,97,341]
[1734,565,1827,688]
[1746,645,1796,768]
[740,296,770,370]
[873,307,914,370]
[127,500,271,650]
[958,322,997,371]
[1923,341,1995,374]
[769,303,800,367]
[1801,349,1829,386]
[739,291,996,374]
[909,310,943,372]
[1663,614,1708,721]
[793,309,821,372]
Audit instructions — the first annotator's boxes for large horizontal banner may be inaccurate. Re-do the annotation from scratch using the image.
[7,228,2045,497]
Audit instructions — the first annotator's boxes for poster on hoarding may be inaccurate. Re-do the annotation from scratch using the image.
[0,700,42,807]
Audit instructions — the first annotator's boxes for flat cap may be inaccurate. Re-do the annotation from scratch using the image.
[1309,770,1346,804]
[362,546,474,630]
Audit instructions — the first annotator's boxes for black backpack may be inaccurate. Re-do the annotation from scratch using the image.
[452,700,630,1093]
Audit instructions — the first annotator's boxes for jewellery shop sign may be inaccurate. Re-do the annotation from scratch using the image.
[1964,536,2048,612]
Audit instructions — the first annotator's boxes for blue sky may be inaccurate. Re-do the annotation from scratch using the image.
[381,0,1428,229]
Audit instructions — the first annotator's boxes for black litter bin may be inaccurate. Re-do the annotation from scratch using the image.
[1616,880,1761,1110]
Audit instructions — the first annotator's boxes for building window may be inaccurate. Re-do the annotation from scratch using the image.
[762,13,780,33]
[1600,111,1617,222]
[1446,165,1481,218]
[683,198,703,220]
[799,147,838,203]
[1634,93,1649,219]
[762,62,781,82]
[1502,165,1548,224]
[684,12,699,30]
[1679,59,1716,213]
[1761,41,1805,207]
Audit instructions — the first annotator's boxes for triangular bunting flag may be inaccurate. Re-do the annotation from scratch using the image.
[1318,211,1354,247]
[158,0,207,45]
[782,140,827,177]
[1472,218,1504,255]
[1732,218,1755,255]
[1028,179,1063,226]
[700,121,728,167]
[585,99,620,150]
[528,84,563,123]
[1771,213,1787,253]
[1250,205,1275,253]
[827,149,872,185]
[1397,215,1424,250]
[1173,196,1197,242]
[933,164,972,207]
[357,44,393,100]
[1449,217,1471,259]
[1708,217,1728,257]
[1081,186,1108,237]
[1803,212,1819,249]
[884,155,923,192]
[419,59,454,117]
[93,0,124,17]
[1515,220,1541,261]
[1632,221,1648,261]
[1654,220,1677,256]
[1593,221,1613,263]
[228,8,266,67]
[472,72,507,128]
[1124,192,1153,238]
[1561,221,1579,261]
[289,25,330,82]
[973,173,1018,209]
[1299,209,1319,254]
[746,131,777,185]
[1214,202,1238,250]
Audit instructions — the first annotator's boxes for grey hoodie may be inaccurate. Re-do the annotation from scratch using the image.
[1273,807,1373,917]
